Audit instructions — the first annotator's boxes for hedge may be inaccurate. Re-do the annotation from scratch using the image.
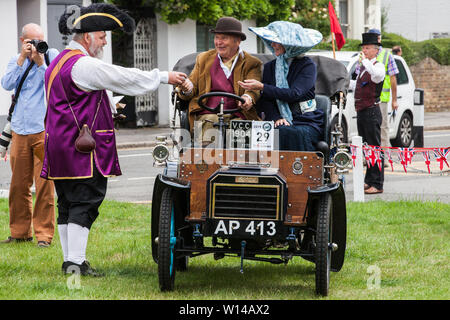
[317,33,450,66]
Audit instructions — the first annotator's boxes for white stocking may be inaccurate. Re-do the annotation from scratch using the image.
[57,224,68,262]
[67,223,90,265]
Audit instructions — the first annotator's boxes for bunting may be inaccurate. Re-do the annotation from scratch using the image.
[422,151,431,174]
[434,148,450,171]
[350,145,450,174]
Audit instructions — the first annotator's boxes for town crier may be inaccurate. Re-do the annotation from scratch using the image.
[42,3,187,276]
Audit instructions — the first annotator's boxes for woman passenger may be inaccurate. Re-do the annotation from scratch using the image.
[239,21,324,151]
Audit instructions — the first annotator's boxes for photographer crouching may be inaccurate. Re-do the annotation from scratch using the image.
[0,23,59,247]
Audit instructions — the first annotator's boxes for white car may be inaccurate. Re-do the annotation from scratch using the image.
[308,51,424,147]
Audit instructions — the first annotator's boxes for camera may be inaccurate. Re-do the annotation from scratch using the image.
[27,39,48,54]
[0,121,12,155]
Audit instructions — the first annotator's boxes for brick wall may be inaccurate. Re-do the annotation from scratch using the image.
[409,57,450,112]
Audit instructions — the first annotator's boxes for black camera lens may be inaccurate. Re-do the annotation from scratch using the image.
[28,40,48,54]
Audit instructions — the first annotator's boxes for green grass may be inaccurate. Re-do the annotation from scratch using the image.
[0,198,448,300]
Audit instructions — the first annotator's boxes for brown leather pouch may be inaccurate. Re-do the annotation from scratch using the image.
[75,124,96,153]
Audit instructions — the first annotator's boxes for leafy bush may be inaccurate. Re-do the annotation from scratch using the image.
[381,33,450,66]
[315,38,360,51]
[318,32,450,65]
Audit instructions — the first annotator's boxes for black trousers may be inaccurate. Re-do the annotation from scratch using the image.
[357,106,384,190]
[54,167,107,229]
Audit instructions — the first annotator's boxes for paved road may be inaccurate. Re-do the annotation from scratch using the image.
[106,129,450,204]
[1,130,449,203]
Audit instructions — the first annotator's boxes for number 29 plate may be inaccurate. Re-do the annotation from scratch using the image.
[209,219,278,237]
[228,120,274,150]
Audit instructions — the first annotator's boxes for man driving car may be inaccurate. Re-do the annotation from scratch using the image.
[178,17,262,145]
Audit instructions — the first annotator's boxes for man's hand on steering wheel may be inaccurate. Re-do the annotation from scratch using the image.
[197,92,244,114]
[238,94,253,111]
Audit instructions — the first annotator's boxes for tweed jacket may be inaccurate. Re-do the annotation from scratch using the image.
[179,49,262,130]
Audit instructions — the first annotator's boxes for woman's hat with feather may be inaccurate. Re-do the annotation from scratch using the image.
[59,3,135,35]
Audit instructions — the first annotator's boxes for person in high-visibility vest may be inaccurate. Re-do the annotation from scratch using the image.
[368,29,399,148]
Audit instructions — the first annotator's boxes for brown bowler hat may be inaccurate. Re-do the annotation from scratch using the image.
[210,17,246,41]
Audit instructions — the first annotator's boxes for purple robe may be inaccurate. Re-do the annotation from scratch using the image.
[41,49,121,179]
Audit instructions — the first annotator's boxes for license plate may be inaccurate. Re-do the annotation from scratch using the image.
[211,219,278,237]
[228,120,274,150]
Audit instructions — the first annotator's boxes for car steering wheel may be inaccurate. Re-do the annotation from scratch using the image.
[197,92,244,114]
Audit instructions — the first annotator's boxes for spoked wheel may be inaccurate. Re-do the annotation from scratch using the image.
[158,188,177,291]
[315,193,333,296]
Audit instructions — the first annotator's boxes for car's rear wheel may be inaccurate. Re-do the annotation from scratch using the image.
[330,116,348,144]
[315,193,332,296]
[158,188,176,291]
[391,112,412,147]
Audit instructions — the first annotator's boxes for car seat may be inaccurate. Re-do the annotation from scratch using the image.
[314,94,332,163]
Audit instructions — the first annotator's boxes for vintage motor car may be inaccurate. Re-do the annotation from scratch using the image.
[151,53,351,296]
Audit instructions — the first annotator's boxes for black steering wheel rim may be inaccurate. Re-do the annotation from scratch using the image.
[197,92,244,114]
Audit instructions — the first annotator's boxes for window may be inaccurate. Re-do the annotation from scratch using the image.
[257,37,266,54]
[364,0,370,25]
[395,59,409,85]
[196,23,215,52]
[339,0,349,38]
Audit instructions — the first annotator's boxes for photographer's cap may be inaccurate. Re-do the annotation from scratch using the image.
[59,3,135,35]
[368,28,381,35]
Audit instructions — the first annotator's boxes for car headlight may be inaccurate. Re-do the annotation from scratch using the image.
[153,144,170,163]
[333,150,351,170]
[153,136,170,164]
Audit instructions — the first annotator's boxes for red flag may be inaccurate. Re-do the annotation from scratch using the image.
[328,1,345,50]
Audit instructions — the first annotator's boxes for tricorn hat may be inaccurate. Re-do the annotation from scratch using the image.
[210,17,246,41]
[59,3,135,35]
[360,32,381,46]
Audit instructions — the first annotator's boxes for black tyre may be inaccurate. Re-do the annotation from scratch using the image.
[315,193,332,296]
[158,188,176,291]
[391,112,412,147]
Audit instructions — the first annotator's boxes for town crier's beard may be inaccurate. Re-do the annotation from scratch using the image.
[88,31,106,59]
[74,31,107,59]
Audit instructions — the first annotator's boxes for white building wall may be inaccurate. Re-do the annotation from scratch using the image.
[346,0,381,40]
[240,20,258,53]
[0,0,19,123]
[382,0,450,41]
[156,17,197,127]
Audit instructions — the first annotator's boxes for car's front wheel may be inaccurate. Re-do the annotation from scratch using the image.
[315,193,332,296]
[391,112,412,147]
[158,188,177,291]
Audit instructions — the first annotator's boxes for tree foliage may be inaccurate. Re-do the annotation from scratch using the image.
[108,0,294,25]
[290,0,331,38]
[108,0,335,38]
[154,0,294,25]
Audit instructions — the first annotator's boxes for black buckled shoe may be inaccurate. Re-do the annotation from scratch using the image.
[1,236,33,244]
[64,260,104,277]
[61,261,70,273]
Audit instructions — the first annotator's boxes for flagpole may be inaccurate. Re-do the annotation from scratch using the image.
[331,32,336,59]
